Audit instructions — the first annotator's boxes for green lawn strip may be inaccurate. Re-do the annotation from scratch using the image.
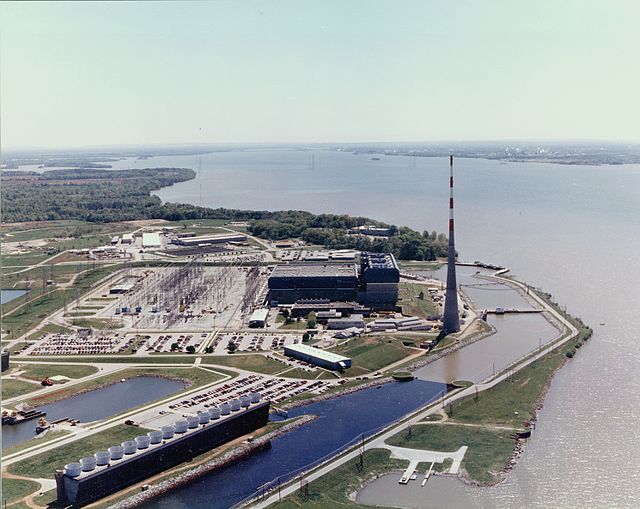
[202,354,285,374]
[330,337,414,373]
[8,425,151,480]
[276,367,327,380]
[22,355,201,364]
[70,318,124,329]
[398,281,437,318]
[21,366,223,408]
[273,448,403,509]
[386,423,515,485]
[445,346,568,427]
[1,379,40,400]
[2,430,72,458]
[15,363,98,382]
[24,324,74,343]
[0,478,42,505]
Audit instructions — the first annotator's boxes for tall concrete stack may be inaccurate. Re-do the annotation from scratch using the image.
[443,155,461,334]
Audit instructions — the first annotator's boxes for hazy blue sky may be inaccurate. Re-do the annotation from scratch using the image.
[1,1,638,148]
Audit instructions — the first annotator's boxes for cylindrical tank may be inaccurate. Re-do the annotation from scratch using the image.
[198,411,210,424]
[240,395,251,408]
[80,456,97,471]
[136,435,150,449]
[122,440,137,454]
[250,392,261,403]
[219,403,231,415]
[64,463,82,477]
[94,451,110,466]
[147,430,163,444]
[230,399,241,412]
[174,419,188,433]
[209,407,221,419]
[109,445,124,460]
[186,416,200,429]
[161,425,176,439]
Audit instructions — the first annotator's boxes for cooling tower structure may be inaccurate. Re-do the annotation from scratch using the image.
[442,155,461,334]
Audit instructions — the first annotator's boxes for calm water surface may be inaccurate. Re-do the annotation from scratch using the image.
[147,150,639,507]
[1,289,28,304]
[2,376,186,449]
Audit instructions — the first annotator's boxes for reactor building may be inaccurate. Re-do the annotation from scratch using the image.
[267,252,400,310]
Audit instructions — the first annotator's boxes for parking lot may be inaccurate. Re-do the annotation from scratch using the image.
[212,332,302,354]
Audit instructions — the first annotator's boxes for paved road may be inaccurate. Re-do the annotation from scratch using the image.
[250,274,578,508]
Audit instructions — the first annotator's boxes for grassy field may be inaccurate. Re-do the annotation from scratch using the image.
[203,354,285,374]
[70,317,124,329]
[272,448,403,509]
[1,379,40,400]
[2,430,72,458]
[8,425,150,480]
[444,343,569,427]
[330,336,415,374]
[15,363,98,382]
[398,281,437,318]
[386,423,515,485]
[0,478,42,506]
[2,265,121,336]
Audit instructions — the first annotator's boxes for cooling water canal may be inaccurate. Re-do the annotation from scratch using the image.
[2,376,186,449]
[143,379,447,509]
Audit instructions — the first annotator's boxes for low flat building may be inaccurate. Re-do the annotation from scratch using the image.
[291,300,370,318]
[248,308,269,328]
[327,314,365,330]
[283,343,351,371]
[121,233,134,244]
[142,233,162,248]
[349,225,391,237]
[172,234,247,247]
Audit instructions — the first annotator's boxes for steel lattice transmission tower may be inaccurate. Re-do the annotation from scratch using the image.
[443,155,461,334]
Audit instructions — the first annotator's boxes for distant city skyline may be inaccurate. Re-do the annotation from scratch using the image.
[1,0,639,149]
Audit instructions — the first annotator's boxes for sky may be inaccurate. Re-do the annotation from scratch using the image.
[1,0,639,149]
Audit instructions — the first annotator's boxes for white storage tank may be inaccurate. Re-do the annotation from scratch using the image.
[94,451,110,466]
[109,445,124,460]
[240,395,251,408]
[250,392,261,403]
[174,419,188,433]
[136,435,151,449]
[161,425,176,439]
[80,456,97,471]
[230,399,242,412]
[187,416,200,429]
[209,406,221,419]
[219,403,231,415]
[122,440,137,455]
[64,463,82,477]
[148,430,163,444]
[198,411,210,424]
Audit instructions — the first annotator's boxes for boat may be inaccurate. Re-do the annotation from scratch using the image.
[371,157,381,161]
[35,416,50,434]
[2,408,46,425]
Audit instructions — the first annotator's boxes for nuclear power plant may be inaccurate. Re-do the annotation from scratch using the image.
[443,155,461,334]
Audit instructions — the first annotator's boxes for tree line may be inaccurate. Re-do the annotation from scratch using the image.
[1,167,448,260]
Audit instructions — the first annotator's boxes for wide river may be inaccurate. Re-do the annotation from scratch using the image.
[142,149,638,507]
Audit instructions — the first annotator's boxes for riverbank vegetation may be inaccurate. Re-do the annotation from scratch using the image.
[1,168,448,261]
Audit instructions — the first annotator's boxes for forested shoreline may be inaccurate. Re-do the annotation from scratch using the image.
[1,167,447,260]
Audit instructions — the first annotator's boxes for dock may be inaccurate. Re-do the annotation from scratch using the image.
[421,461,434,487]
[486,308,543,315]
[398,460,419,484]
